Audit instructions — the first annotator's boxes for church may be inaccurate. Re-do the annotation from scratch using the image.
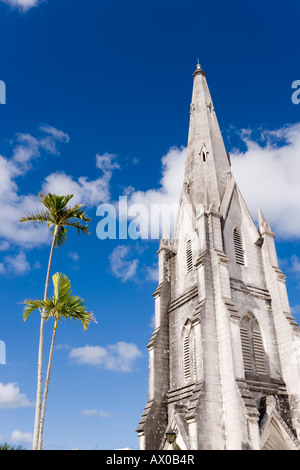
[136,63,300,450]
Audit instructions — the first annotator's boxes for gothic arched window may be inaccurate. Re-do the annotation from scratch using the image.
[186,239,193,273]
[240,313,267,375]
[233,227,245,265]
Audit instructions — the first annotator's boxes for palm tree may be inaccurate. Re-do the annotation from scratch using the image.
[19,193,91,450]
[23,272,95,450]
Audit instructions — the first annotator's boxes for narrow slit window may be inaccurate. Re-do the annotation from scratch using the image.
[186,240,193,272]
[202,152,206,162]
[233,228,244,265]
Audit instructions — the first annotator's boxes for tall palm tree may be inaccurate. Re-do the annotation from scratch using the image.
[19,193,91,450]
[23,272,95,450]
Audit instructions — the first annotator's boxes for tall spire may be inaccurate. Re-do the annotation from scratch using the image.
[184,63,231,208]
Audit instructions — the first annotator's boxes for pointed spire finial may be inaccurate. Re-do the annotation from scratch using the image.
[193,60,205,78]
[258,207,274,236]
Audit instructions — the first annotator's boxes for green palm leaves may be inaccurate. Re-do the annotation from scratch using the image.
[24,273,94,450]
[19,193,91,248]
[24,273,95,330]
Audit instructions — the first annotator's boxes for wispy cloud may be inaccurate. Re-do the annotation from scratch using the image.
[0,251,30,276]
[10,429,33,443]
[0,126,120,257]
[125,146,185,238]
[69,342,142,372]
[0,125,69,249]
[41,152,120,207]
[81,409,114,418]
[0,382,33,409]
[124,123,300,241]
[0,0,42,11]
[109,245,139,283]
[230,123,300,239]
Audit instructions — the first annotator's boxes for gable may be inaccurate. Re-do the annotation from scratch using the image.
[260,396,300,450]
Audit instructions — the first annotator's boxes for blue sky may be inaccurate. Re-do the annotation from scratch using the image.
[0,0,300,450]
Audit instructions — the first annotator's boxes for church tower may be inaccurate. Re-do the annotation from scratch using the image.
[136,64,300,450]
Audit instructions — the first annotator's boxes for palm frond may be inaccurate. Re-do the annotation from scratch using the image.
[39,193,74,214]
[52,272,71,302]
[54,226,68,247]
[20,193,91,247]
[23,299,47,320]
[23,273,95,331]
[19,210,53,226]
[61,220,90,237]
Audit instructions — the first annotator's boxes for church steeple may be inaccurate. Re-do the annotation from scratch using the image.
[138,64,300,451]
[184,62,231,208]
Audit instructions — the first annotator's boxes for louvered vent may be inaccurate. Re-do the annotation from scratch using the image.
[193,341,197,379]
[240,314,267,375]
[183,335,191,380]
[240,327,252,372]
[233,228,244,265]
[253,330,267,374]
[186,240,193,273]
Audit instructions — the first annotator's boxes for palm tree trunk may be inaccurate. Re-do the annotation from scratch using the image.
[32,227,57,450]
[38,322,57,450]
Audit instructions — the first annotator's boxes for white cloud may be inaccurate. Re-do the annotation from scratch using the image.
[41,171,112,207]
[0,251,30,276]
[0,0,41,11]
[68,251,80,262]
[0,125,69,249]
[144,263,158,282]
[11,429,33,443]
[0,382,33,409]
[69,342,142,372]
[81,409,114,418]
[126,146,185,238]
[230,123,300,239]
[96,152,120,172]
[289,255,300,274]
[108,245,139,283]
[0,125,120,261]
[41,152,119,207]
[124,123,300,241]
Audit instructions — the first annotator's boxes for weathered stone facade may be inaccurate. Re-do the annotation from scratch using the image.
[136,64,300,450]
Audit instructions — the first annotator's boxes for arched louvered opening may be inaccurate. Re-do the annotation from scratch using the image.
[186,239,193,273]
[240,313,267,375]
[183,334,191,381]
[233,227,245,265]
